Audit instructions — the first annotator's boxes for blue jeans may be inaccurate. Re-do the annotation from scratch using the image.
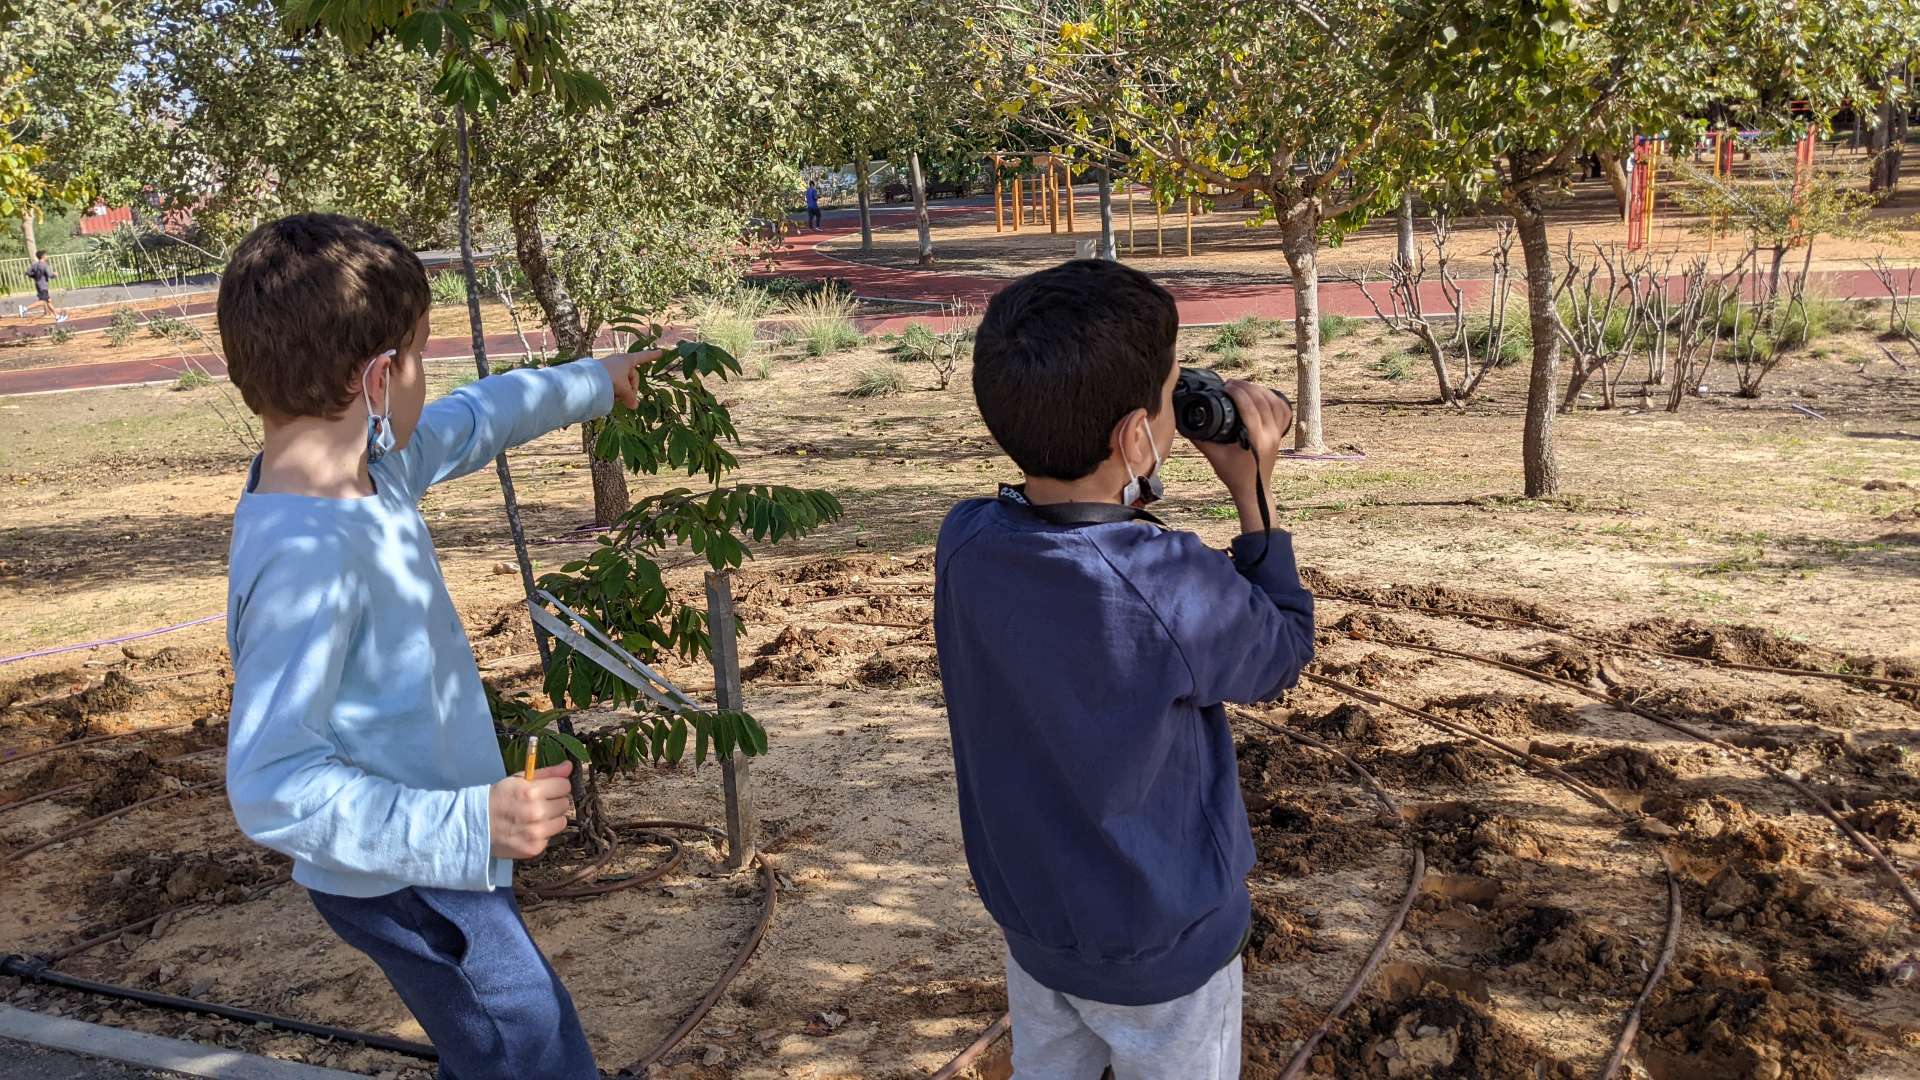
[308,885,596,1080]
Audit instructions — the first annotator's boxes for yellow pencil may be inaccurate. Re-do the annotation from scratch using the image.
[523,735,539,781]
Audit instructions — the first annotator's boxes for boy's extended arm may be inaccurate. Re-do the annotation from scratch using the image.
[1147,529,1315,706]
[226,557,496,890]
[391,359,613,497]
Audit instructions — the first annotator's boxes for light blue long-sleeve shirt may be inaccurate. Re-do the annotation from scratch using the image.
[225,359,612,898]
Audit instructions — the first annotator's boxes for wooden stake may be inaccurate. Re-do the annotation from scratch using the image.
[706,572,755,870]
[993,165,1004,233]
[1156,199,1164,255]
[1012,176,1022,232]
[1062,162,1075,233]
[1127,180,1135,254]
[1185,194,1194,257]
[1048,162,1058,233]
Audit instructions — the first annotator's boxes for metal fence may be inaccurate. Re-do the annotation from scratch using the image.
[0,251,124,298]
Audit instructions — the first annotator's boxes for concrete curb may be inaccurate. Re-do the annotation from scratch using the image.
[0,1006,368,1079]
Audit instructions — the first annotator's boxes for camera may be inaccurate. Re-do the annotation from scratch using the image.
[1174,367,1292,446]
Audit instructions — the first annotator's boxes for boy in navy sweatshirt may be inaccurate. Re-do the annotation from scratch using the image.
[934,260,1314,1078]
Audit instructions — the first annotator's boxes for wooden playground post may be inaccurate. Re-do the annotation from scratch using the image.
[1062,162,1075,233]
[1185,194,1194,256]
[1047,158,1059,233]
[1127,180,1135,254]
[1011,175,1022,232]
[993,160,1004,233]
[1155,199,1164,255]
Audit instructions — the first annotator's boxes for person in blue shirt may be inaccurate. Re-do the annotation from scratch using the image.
[217,213,653,1079]
[934,259,1314,1078]
[805,180,822,230]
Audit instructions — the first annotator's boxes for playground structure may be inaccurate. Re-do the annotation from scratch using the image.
[1624,120,1821,253]
[988,151,1206,256]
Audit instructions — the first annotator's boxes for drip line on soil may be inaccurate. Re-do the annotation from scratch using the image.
[1319,590,1920,696]
[1278,848,1427,1080]
[0,614,227,667]
[1598,862,1683,1080]
[927,1013,1010,1080]
[0,746,225,819]
[1232,706,1402,817]
[618,833,778,1078]
[0,954,440,1060]
[7,819,771,1077]
[6,778,224,861]
[1,722,196,771]
[1302,671,1630,821]
[1362,633,1920,921]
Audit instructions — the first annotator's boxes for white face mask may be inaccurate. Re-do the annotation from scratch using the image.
[364,350,397,463]
[1120,421,1166,508]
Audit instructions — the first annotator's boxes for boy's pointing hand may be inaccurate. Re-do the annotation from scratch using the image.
[597,349,662,411]
[490,761,575,860]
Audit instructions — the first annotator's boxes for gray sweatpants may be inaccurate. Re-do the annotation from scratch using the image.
[1004,946,1242,1079]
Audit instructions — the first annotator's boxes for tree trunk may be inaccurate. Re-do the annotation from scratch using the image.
[1395,190,1415,269]
[509,199,593,358]
[909,152,933,267]
[1280,213,1328,455]
[1597,152,1630,219]
[20,212,34,257]
[854,147,874,252]
[1097,168,1117,260]
[1503,171,1563,498]
[582,423,627,526]
[508,197,627,525]
[454,103,550,673]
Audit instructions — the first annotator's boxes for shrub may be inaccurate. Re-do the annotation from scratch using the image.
[847,363,907,398]
[893,322,941,363]
[146,314,198,343]
[173,369,212,391]
[1319,314,1358,342]
[1212,319,1262,350]
[46,324,74,345]
[1466,316,1530,366]
[1211,341,1249,371]
[789,289,864,357]
[105,307,141,346]
[697,308,760,364]
[1370,350,1414,381]
[429,271,467,306]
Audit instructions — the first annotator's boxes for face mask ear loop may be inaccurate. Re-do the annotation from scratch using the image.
[365,349,398,462]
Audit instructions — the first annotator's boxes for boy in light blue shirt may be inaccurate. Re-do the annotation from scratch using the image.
[218,213,650,1078]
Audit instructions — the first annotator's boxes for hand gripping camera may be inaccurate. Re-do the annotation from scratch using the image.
[1173,367,1294,448]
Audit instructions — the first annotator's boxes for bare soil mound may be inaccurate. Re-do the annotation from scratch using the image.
[1641,951,1858,1080]
[1305,986,1577,1079]
[1423,692,1584,737]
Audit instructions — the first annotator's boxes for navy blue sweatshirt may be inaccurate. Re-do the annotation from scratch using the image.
[934,497,1315,1006]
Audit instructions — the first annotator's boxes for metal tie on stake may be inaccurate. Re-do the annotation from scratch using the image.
[526,590,700,713]
[526,586,757,869]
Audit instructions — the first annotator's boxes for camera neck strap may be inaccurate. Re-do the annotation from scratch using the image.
[997,484,1167,529]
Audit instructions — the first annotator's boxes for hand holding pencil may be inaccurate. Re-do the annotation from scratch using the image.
[490,739,573,860]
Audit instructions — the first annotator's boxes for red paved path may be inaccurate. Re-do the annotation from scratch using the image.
[4,202,1912,395]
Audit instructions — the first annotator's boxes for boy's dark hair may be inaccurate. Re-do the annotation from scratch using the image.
[34,250,45,259]
[972,259,1178,480]
[218,213,429,420]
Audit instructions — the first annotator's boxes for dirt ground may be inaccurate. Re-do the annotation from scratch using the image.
[2,273,1918,1079]
[824,152,1920,286]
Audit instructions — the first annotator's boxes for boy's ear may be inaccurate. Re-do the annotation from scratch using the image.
[1109,407,1147,464]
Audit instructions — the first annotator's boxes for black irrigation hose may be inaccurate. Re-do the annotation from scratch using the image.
[0,724,194,771]
[0,953,438,1060]
[619,838,779,1078]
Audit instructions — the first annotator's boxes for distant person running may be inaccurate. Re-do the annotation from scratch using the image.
[805,181,822,230]
[21,252,67,322]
